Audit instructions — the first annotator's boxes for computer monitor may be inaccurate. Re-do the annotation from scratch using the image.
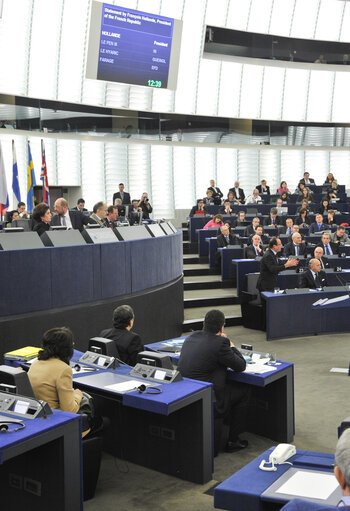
[12,219,32,231]
[0,232,44,250]
[115,225,152,241]
[88,337,119,358]
[159,222,173,235]
[0,365,35,397]
[40,230,86,247]
[82,228,118,244]
[146,224,167,237]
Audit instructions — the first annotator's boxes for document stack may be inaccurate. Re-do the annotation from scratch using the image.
[4,346,40,362]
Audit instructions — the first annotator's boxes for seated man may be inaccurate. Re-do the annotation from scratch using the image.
[114,198,126,217]
[71,198,87,212]
[309,213,329,234]
[208,180,223,205]
[256,179,270,195]
[178,309,250,452]
[105,205,119,228]
[17,201,30,218]
[217,224,240,248]
[284,232,307,258]
[314,246,330,269]
[331,225,349,244]
[99,305,144,366]
[253,225,269,245]
[189,199,206,217]
[279,217,294,236]
[129,199,142,225]
[245,234,263,258]
[229,181,245,204]
[299,171,315,186]
[90,201,108,227]
[244,217,260,237]
[298,258,327,289]
[317,233,339,256]
[264,207,282,227]
[219,199,234,216]
[281,418,350,510]
[245,188,262,204]
[51,197,91,231]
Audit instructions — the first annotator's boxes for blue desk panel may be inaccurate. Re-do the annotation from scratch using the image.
[207,237,218,267]
[220,247,245,280]
[214,449,335,511]
[0,231,182,316]
[197,229,218,257]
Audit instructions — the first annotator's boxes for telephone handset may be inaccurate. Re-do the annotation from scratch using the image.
[259,443,296,471]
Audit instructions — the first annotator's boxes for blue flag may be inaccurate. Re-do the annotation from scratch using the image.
[27,141,36,213]
[12,140,21,205]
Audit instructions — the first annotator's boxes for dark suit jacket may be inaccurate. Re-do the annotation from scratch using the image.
[189,206,206,217]
[208,186,223,200]
[229,187,245,203]
[245,245,263,259]
[99,327,144,366]
[295,215,312,226]
[50,211,91,232]
[309,222,329,234]
[316,242,339,255]
[33,221,50,237]
[218,206,234,215]
[263,216,282,226]
[298,268,327,289]
[178,330,246,415]
[256,185,270,195]
[257,249,286,292]
[318,256,330,269]
[217,233,240,248]
[113,191,131,205]
[248,233,269,245]
[71,206,88,211]
[284,242,307,257]
[244,224,258,237]
[299,178,315,185]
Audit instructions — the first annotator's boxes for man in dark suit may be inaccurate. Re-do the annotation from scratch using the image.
[316,233,339,256]
[284,232,307,257]
[299,171,315,186]
[314,246,329,269]
[245,234,263,258]
[178,309,250,453]
[257,237,298,292]
[51,197,91,231]
[256,179,270,195]
[113,183,131,205]
[217,225,240,248]
[71,198,88,212]
[219,199,234,215]
[279,218,294,236]
[100,305,143,366]
[298,258,327,289]
[244,217,260,237]
[263,208,282,227]
[105,205,119,228]
[138,193,153,219]
[309,213,329,234]
[229,181,245,204]
[253,226,269,245]
[231,210,246,227]
[208,179,223,204]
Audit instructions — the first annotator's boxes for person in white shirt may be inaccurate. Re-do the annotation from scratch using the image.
[245,188,262,204]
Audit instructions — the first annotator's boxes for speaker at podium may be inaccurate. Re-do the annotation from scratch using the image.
[40,229,86,247]
[0,232,44,250]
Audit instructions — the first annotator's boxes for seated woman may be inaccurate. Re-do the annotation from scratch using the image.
[32,202,52,236]
[203,189,215,206]
[203,214,223,230]
[6,209,19,227]
[327,180,340,195]
[297,187,313,203]
[28,327,82,414]
[280,191,290,204]
[277,181,289,194]
[318,199,330,215]
[324,172,335,185]
[295,208,312,227]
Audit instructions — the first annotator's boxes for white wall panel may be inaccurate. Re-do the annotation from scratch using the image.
[216,148,238,197]
[205,0,228,27]
[57,139,81,187]
[339,3,350,42]
[128,145,151,203]
[195,148,216,199]
[314,0,343,42]
[105,143,128,205]
[173,146,195,208]
[290,0,319,39]
[306,71,334,123]
[280,150,304,192]
[150,145,174,218]
[282,69,309,121]
[259,150,280,194]
[237,149,258,196]
[239,65,263,119]
[304,150,329,182]
[330,152,350,189]
[247,0,273,34]
[196,60,221,116]
[81,141,105,209]
[332,73,350,122]
[226,0,251,31]
[217,62,242,118]
[269,0,295,36]
[260,67,284,120]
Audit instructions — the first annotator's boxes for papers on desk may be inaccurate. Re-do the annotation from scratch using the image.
[26,357,38,365]
[275,470,338,500]
[105,380,153,393]
[244,358,277,374]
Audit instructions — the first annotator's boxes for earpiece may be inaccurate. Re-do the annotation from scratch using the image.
[74,364,81,372]
[136,385,162,395]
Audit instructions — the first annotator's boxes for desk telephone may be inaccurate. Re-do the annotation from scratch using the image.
[78,351,118,370]
[259,444,296,471]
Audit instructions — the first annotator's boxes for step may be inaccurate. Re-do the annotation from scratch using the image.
[182,240,197,254]
[183,255,200,265]
[183,267,216,277]
[182,314,242,332]
[184,295,240,308]
[181,228,189,241]
[184,279,223,290]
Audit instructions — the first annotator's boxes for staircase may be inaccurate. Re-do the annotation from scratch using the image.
[181,223,242,334]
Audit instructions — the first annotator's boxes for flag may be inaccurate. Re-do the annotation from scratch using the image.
[27,140,36,213]
[40,139,49,204]
[0,141,9,217]
[12,139,21,206]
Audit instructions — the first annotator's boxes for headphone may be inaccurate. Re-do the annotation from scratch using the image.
[0,420,25,433]
[136,384,162,395]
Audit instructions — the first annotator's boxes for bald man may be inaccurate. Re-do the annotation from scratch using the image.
[314,246,330,269]
[284,232,307,258]
[298,258,327,289]
[51,198,91,231]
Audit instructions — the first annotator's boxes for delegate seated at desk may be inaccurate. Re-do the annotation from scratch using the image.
[99,305,144,366]
[298,258,328,289]
[281,428,350,510]
[284,232,307,257]
[257,237,298,292]
[178,309,250,453]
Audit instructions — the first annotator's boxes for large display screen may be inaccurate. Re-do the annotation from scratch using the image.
[86,2,182,90]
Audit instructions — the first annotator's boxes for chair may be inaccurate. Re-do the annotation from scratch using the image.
[241,273,265,330]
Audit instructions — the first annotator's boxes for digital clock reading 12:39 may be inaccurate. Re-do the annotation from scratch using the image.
[147,79,162,88]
